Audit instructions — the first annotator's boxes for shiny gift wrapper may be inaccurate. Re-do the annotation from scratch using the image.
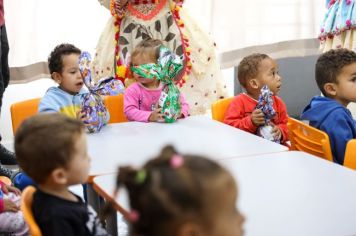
[131,46,184,123]
[79,51,124,132]
[255,85,279,143]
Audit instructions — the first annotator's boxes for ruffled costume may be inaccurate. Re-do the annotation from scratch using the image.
[93,0,227,115]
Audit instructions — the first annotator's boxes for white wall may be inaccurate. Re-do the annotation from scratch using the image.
[1,78,56,144]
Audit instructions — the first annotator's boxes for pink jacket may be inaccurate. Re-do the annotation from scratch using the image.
[124,82,189,122]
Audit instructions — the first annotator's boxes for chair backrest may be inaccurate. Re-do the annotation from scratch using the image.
[10,98,41,134]
[211,97,234,122]
[287,117,333,161]
[103,94,128,123]
[21,186,42,236]
[344,139,356,170]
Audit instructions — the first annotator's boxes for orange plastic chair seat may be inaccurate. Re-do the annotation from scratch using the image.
[211,97,234,122]
[21,186,42,236]
[103,94,128,123]
[344,139,356,170]
[287,117,333,162]
[10,98,41,134]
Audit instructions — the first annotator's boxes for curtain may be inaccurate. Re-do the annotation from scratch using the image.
[6,0,325,82]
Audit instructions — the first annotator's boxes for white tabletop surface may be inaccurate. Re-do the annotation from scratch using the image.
[88,115,287,177]
[224,151,356,236]
[93,151,356,236]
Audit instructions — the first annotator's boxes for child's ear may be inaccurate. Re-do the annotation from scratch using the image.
[177,222,205,236]
[248,78,259,89]
[324,83,337,96]
[52,72,62,84]
[51,168,68,185]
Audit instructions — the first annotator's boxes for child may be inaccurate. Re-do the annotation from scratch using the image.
[92,0,228,115]
[301,49,356,165]
[39,43,88,120]
[224,53,288,144]
[103,145,245,236]
[124,39,189,122]
[0,180,28,235]
[14,44,91,191]
[15,113,108,236]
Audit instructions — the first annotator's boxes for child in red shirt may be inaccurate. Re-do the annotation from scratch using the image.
[224,53,289,144]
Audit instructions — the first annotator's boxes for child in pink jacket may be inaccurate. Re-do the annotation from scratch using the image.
[124,39,189,122]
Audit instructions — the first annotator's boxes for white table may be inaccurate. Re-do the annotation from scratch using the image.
[93,151,356,236]
[224,151,356,236]
[88,115,288,177]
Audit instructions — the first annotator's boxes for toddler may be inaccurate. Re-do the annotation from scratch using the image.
[301,49,356,164]
[224,53,288,144]
[103,145,245,236]
[124,39,189,122]
[15,113,108,236]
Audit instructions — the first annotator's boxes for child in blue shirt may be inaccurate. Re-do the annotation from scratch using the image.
[39,43,88,118]
[301,49,356,165]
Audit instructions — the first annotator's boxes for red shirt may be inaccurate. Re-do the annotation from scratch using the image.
[0,0,4,27]
[224,93,289,144]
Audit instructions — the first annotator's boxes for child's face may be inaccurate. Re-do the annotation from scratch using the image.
[54,53,83,94]
[255,58,282,95]
[332,62,356,106]
[204,175,245,236]
[65,132,90,185]
[131,53,158,87]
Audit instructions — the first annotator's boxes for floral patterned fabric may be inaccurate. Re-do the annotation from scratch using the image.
[92,0,227,115]
[319,0,356,52]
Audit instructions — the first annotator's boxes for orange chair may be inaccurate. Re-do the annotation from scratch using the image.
[10,98,41,134]
[103,94,128,123]
[21,186,42,236]
[287,117,333,161]
[344,139,356,170]
[211,97,234,122]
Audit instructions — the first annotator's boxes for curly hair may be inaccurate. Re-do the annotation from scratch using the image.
[237,53,270,88]
[316,49,356,96]
[48,43,81,79]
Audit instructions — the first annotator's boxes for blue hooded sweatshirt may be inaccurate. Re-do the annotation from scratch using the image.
[301,96,356,165]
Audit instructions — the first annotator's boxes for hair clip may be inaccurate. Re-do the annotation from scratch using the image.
[135,169,147,184]
[170,154,184,169]
[128,209,140,222]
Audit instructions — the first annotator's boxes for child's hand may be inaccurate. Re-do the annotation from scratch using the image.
[1,184,21,196]
[271,125,282,140]
[149,107,164,122]
[3,199,19,212]
[251,109,265,126]
[76,111,89,124]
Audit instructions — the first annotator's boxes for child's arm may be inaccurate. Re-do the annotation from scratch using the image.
[223,96,259,133]
[0,181,20,213]
[179,92,189,118]
[124,85,154,122]
[321,113,355,165]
